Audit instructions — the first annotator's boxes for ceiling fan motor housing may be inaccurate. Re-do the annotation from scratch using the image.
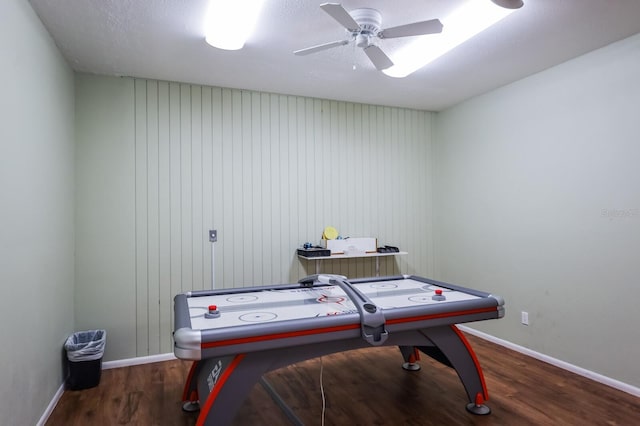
[350,8,382,47]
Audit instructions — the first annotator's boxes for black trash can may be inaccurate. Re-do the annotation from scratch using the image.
[64,329,106,390]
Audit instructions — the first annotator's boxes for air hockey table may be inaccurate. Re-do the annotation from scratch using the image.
[173,274,505,425]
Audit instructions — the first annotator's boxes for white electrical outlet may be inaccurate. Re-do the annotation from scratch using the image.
[521,311,529,326]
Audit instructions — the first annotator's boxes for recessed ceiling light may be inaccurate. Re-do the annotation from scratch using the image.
[383,0,519,78]
[204,0,266,50]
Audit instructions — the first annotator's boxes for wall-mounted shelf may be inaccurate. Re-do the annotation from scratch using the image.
[297,251,407,276]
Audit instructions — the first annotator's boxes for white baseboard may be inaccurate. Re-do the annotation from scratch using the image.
[36,383,65,426]
[102,352,176,370]
[458,325,640,398]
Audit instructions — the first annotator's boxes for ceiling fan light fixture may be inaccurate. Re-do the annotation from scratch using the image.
[491,0,524,10]
[383,0,519,78]
[356,34,370,48]
[204,0,266,50]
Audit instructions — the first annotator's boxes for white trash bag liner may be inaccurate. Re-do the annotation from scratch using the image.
[64,330,106,362]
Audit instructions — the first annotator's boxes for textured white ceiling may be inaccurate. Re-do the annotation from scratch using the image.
[29,0,640,111]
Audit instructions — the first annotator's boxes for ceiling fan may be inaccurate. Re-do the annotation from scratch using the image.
[294,3,443,71]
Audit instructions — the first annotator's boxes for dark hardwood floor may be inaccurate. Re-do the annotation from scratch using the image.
[46,334,640,425]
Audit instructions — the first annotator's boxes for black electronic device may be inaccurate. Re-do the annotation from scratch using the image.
[377,245,399,253]
[297,247,331,258]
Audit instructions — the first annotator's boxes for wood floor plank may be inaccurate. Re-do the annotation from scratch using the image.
[46,334,640,425]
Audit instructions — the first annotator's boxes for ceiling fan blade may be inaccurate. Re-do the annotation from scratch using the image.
[294,39,350,56]
[320,3,360,31]
[363,45,394,70]
[379,19,443,39]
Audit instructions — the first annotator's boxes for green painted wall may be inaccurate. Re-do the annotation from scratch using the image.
[74,75,436,360]
[434,33,640,387]
[0,0,75,424]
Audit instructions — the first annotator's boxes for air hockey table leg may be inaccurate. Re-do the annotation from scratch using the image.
[181,361,201,412]
[192,353,289,426]
[422,325,492,415]
[399,346,421,371]
[182,401,200,412]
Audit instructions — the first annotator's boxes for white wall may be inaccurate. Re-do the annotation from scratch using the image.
[75,75,436,360]
[434,33,640,387]
[0,0,75,424]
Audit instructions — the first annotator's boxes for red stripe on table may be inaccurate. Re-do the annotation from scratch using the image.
[201,323,361,348]
[386,307,498,325]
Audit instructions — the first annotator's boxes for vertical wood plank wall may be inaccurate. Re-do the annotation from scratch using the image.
[79,76,434,358]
